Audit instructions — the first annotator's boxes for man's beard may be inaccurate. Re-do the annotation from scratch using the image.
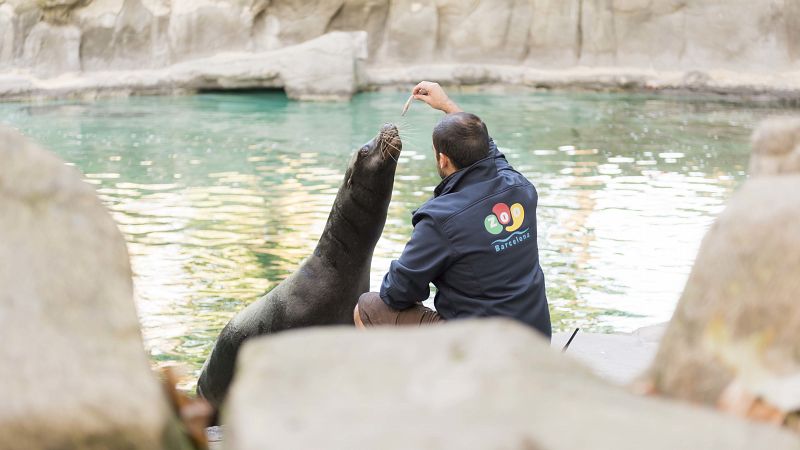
[435,152,446,179]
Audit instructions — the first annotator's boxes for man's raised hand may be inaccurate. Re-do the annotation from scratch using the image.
[412,81,463,114]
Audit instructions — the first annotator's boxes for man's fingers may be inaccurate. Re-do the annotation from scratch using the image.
[413,94,433,104]
[412,81,434,95]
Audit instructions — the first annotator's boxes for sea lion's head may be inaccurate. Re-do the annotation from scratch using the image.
[332,123,402,246]
[345,123,402,193]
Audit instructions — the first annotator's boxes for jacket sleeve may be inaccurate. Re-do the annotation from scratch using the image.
[489,137,512,171]
[380,215,452,310]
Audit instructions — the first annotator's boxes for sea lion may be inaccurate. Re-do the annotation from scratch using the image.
[197,123,402,408]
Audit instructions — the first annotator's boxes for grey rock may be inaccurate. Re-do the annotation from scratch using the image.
[364,64,800,103]
[0,4,14,66]
[252,0,344,49]
[0,31,367,100]
[552,325,662,386]
[275,30,367,100]
[207,426,224,450]
[167,0,258,62]
[750,117,800,177]
[0,127,190,449]
[648,171,800,405]
[167,30,367,100]
[323,0,389,57]
[22,21,80,76]
[223,320,799,450]
[2,0,800,84]
[36,0,86,23]
[76,0,171,71]
[682,70,712,89]
[525,0,580,66]
[381,0,437,63]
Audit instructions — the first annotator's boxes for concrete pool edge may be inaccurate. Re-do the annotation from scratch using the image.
[551,322,667,387]
[365,65,800,105]
[2,63,800,105]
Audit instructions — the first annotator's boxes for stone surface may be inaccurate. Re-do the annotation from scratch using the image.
[207,426,224,450]
[647,119,800,406]
[0,4,15,66]
[552,323,664,386]
[1,0,799,99]
[365,64,800,103]
[22,21,81,76]
[4,61,800,103]
[167,0,260,62]
[750,117,800,177]
[37,0,87,23]
[0,126,190,449]
[223,320,799,450]
[75,0,171,71]
[0,31,368,100]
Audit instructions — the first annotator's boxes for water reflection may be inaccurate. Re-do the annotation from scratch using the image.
[0,91,786,390]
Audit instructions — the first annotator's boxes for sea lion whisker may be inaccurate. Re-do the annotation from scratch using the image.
[382,141,401,162]
[396,132,419,141]
[383,140,401,150]
[384,149,399,163]
[397,125,416,131]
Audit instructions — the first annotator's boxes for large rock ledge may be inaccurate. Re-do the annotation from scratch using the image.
[365,65,800,103]
[0,31,369,101]
[4,59,800,103]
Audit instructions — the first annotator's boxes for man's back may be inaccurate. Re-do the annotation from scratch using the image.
[356,81,550,338]
[381,140,551,338]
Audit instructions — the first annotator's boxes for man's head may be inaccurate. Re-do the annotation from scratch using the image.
[432,112,490,179]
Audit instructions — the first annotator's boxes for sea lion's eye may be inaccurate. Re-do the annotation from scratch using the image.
[360,146,369,156]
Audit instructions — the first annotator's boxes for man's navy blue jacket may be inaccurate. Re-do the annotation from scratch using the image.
[380,138,551,339]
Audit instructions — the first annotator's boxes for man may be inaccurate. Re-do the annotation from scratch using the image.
[354,81,551,339]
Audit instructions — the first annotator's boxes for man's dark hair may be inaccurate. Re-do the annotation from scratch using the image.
[432,112,490,169]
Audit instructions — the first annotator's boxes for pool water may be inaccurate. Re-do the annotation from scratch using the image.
[0,91,789,389]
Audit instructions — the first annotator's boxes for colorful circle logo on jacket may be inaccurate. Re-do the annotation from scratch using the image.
[484,202,525,235]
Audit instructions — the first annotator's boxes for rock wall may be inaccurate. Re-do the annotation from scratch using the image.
[0,0,798,77]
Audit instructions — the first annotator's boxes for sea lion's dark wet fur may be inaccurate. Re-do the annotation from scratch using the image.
[197,124,402,408]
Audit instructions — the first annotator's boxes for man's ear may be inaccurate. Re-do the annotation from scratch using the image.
[438,152,451,171]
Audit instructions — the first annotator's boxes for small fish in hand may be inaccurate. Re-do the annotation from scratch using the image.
[401,88,427,116]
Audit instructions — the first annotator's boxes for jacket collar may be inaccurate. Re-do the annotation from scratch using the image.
[433,154,498,198]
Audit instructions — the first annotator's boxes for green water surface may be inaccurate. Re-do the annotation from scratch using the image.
[0,91,789,389]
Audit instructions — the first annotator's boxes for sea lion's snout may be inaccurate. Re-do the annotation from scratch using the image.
[380,123,398,136]
[379,123,401,161]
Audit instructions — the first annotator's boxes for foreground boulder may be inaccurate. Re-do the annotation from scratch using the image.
[647,117,800,412]
[223,320,797,450]
[750,117,800,176]
[0,127,190,449]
